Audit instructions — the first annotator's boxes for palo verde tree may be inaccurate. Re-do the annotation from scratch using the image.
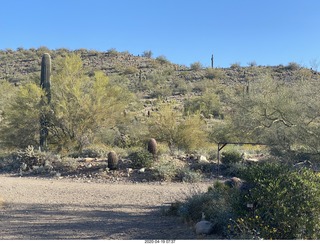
[48,54,134,152]
[148,102,208,152]
[0,82,44,149]
[0,54,135,153]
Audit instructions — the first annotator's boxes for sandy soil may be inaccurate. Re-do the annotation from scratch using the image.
[0,175,212,240]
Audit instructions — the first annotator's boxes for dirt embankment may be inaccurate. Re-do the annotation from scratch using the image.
[0,175,211,240]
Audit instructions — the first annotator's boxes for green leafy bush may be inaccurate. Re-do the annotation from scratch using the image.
[152,160,178,181]
[221,151,243,166]
[190,62,203,71]
[286,62,301,70]
[142,50,153,58]
[205,68,225,80]
[155,55,170,65]
[236,162,320,239]
[184,91,221,118]
[175,167,202,183]
[148,103,208,152]
[177,181,238,235]
[128,148,154,169]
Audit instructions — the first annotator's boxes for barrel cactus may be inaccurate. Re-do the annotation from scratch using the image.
[107,151,118,170]
[39,53,51,151]
[147,138,157,158]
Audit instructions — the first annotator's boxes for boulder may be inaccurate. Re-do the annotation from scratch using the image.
[224,177,243,188]
[195,220,214,235]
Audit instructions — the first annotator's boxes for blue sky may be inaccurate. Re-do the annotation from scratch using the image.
[1,0,320,68]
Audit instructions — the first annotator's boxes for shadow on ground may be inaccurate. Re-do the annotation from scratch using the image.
[0,201,196,240]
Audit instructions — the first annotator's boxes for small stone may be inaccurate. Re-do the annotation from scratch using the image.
[20,163,27,171]
[198,155,209,163]
[138,168,145,173]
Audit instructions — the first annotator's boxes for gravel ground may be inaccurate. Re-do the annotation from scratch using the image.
[0,175,212,240]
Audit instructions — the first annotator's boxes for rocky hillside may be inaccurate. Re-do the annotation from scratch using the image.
[1,47,319,87]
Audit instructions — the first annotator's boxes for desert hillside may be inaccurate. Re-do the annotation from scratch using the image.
[1,47,319,88]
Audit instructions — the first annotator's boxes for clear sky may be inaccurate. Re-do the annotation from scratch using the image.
[1,0,320,68]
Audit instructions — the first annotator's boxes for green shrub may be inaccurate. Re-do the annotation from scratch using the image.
[148,103,208,152]
[142,50,153,58]
[221,151,243,166]
[176,167,202,183]
[152,160,177,181]
[248,61,257,67]
[230,62,241,69]
[205,68,225,80]
[190,62,203,71]
[286,62,301,70]
[223,161,247,177]
[123,66,138,75]
[128,148,154,169]
[172,79,192,95]
[236,162,320,239]
[70,144,109,158]
[107,48,118,56]
[177,181,238,235]
[184,91,221,118]
[155,55,170,65]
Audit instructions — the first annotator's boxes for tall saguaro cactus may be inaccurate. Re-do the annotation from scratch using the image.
[39,53,51,151]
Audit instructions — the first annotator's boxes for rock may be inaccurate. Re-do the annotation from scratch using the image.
[44,161,53,170]
[224,177,243,188]
[20,163,27,171]
[83,158,95,162]
[126,168,133,177]
[138,168,145,173]
[198,155,209,163]
[195,220,214,235]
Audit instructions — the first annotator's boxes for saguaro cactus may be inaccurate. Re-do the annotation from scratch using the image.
[39,53,51,151]
[211,54,214,68]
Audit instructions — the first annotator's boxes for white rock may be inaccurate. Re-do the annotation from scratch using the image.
[126,168,133,177]
[195,220,214,235]
[199,155,209,163]
[138,168,145,173]
[20,163,28,171]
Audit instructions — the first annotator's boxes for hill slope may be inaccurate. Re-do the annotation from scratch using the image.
[1,48,319,88]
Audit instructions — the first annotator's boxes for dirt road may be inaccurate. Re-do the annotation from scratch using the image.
[0,175,211,240]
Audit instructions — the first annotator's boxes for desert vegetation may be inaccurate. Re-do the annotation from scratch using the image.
[1,47,320,239]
